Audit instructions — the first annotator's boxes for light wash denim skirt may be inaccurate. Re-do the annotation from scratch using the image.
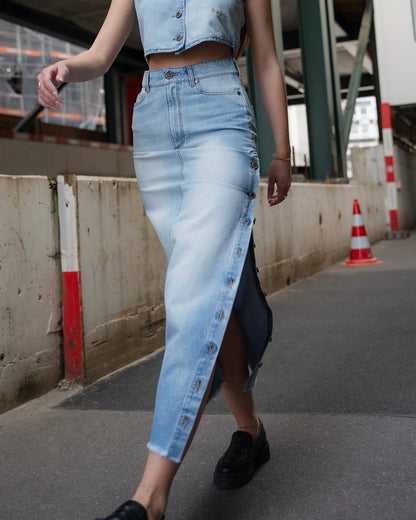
[132,58,272,463]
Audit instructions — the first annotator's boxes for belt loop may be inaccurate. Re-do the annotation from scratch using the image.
[143,71,150,92]
[233,58,240,77]
[187,65,195,87]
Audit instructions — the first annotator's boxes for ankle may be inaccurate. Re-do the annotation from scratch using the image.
[238,417,260,440]
[132,483,166,520]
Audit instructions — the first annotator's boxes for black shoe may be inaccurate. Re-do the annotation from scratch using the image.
[213,419,270,489]
[96,500,149,520]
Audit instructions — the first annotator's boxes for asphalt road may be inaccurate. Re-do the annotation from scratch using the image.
[1,232,416,520]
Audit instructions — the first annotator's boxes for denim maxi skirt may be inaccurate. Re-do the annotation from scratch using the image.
[132,58,273,463]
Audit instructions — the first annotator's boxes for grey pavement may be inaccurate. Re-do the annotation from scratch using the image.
[1,233,416,520]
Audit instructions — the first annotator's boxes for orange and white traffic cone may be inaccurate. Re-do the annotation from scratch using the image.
[341,199,383,266]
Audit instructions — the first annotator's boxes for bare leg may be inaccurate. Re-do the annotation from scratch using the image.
[131,309,254,519]
[217,309,260,440]
[131,370,215,520]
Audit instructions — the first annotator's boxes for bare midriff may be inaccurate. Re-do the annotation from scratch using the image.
[147,41,233,70]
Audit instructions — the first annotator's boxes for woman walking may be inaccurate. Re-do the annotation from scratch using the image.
[38,1,291,518]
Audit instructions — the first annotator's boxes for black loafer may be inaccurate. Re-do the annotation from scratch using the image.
[96,500,148,520]
[213,419,270,489]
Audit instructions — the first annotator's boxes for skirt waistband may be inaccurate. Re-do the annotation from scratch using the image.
[142,58,240,91]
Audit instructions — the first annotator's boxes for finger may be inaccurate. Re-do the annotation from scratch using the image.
[38,71,62,108]
[41,69,60,98]
[267,174,276,201]
[268,190,290,206]
[39,95,62,110]
[38,87,62,109]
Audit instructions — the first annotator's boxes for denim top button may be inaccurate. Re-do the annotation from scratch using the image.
[173,34,183,41]
[165,71,174,79]
[175,11,182,18]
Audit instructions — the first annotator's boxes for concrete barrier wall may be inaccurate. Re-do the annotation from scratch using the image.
[74,176,385,383]
[0,175,62,413]
[255,182,385,296]
[350,144,416,232]
[0,134,404,412]
[76,177,167,383]
[0,172,387,412]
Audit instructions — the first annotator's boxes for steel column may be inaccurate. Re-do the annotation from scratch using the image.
[342,0,374,146]
[104,67,129,145]
[297,0,337,180]
[369,18,383,143]
[325,0,347,178]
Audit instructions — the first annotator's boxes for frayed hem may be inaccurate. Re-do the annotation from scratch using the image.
[147,443,182,464]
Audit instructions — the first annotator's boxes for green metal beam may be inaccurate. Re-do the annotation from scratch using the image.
[297,0,336,180]
[342,0,374,146]
[325,0,347,178]
[104,67,129,145]
[369,19,383,143]
[246,0,285,176]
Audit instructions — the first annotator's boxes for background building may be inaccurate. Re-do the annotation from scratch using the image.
[0,19,105,131]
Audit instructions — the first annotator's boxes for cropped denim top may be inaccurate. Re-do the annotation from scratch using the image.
[134,0,245,61]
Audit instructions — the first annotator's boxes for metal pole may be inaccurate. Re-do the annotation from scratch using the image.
[13,83,67,132]
[325,0,347,178]
[369,17,383,143]
[104,66,129,144]
[297,0,335,180]
[342,0,374,146]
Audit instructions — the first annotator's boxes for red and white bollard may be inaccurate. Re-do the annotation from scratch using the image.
[380,102,399,233]
[57,174,84,381]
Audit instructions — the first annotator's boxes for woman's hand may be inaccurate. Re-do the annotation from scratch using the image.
[37,62,68,109]
[267,159,291,206]
[36,0,135,110]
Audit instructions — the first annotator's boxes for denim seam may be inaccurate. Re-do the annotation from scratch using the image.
[166,85,185,250]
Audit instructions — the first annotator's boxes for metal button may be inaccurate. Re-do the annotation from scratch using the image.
[251,161,259,169]
[165,71,174,79]
[173,34,183,41]
[175,11,182,18]
[248,191,256,200]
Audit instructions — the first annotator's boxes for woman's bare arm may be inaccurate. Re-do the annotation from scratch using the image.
[245,0,291,206]
[37,0,135,109]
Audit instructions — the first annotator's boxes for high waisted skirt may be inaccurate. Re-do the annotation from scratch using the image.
[132,58,272,463]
